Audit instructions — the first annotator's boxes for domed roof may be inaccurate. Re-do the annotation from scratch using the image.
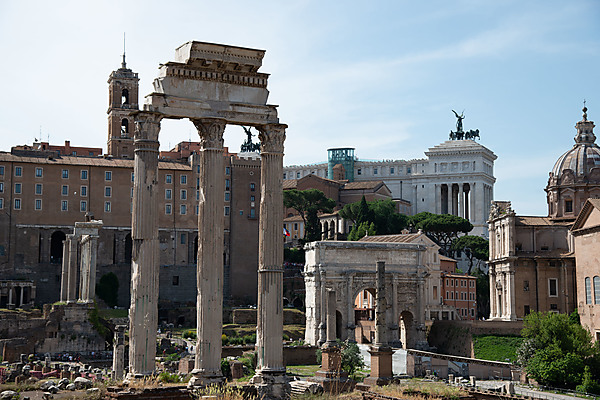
[550,106,600,179]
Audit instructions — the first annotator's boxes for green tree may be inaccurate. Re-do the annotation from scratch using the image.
[472,267,490,318]
[347,221,376,241]
[283,189,336,243]
[95,272,119,308]
[450,235,489,274]
[517,311,600,391]
[339,197,408,239]
[409,212,473,254]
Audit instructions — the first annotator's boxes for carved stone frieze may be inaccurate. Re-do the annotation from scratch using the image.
[258,124,287,154]
[192,118,226,149]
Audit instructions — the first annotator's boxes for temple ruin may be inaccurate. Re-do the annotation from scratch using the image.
[128,41,288,397]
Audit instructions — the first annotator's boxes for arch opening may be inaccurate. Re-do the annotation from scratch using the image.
[50,231,66,264]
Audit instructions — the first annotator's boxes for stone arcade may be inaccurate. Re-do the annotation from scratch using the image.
[304,241,429,349]
[127,41,288,397]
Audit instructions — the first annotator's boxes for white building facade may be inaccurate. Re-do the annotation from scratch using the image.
[285,139,497,237]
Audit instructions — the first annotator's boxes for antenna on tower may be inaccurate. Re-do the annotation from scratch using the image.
[122,32,127,69]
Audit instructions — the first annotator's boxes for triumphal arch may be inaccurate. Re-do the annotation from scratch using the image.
[128,41,287,395]
[304,241,430,349]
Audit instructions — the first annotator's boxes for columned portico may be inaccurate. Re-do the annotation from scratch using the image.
[189,118,227,387]
[128,111,161,377]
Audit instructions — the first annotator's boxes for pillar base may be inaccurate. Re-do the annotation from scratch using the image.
[310,348,354,394]
[187,369,225,388]
[364,345,394,387]
[250,369,290,400]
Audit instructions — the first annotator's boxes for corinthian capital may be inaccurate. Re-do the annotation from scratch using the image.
[258,123,287,154]
[192,118,226,149]
[134,112,162,142]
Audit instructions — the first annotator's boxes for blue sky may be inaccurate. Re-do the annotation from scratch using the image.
[0,0,598,216]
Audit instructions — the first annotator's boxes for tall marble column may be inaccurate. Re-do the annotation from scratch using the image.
[458,184,464,218]
[489,268,496,319]
[66,235,78,303]
[507,271,516,321]
[128,112,161,377]
[60,238,69,302]
[78,235,90,302]
[79,231,101,303]
[188,118,226,388]
[252,123,289,399]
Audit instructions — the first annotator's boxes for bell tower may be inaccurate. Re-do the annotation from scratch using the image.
[107,51,139,158]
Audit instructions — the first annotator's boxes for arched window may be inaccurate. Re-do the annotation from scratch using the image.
[121,89,129,105]
[585,277,592,304]
[121,119,129,135]
[594,276,600,305]
[50,231,66,264]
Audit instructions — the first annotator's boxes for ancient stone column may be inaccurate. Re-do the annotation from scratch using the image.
[113,325,126,381]
[188,118,226,388]
[325,289,336,345]
[60,239,69,302]
[66,234,78,303]
[79,235,90,302]
[251,123,290,399]
[128,112,161,377]
[365,261,394,387]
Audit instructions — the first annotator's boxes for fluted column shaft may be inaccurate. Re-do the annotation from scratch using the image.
[66,235,78,303]
[129,112,161,376]
[256,124,287,373]
[190,118,226,385]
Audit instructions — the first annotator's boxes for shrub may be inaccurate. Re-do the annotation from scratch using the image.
[158,371,181,383]
[221,358,231,379]
[183,330,197,340]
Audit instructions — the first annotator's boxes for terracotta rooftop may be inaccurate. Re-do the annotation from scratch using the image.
[342,181,385,190]
[358,233,422,243]
[282,180,298,189]
[515,216,572,226]
[0,152,190,170]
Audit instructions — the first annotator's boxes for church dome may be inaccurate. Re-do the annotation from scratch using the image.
[547,106,600,220]
[551,106,600,179]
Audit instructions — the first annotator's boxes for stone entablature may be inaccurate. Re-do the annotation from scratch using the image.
[303,241,429,349]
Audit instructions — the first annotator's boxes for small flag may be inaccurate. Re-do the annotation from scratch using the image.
[283,227,291,237]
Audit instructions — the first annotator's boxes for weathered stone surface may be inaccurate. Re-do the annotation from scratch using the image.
[74,376,92,389]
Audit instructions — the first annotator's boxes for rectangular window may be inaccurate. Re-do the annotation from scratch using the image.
[565,199,573,213]
[15,166,22,177]
[549,278,558,297]
[165,204,172,215]
[250,183,255,191]
[225,206,230,216]
[250,208,256,218]
[374,168,378,175]
[180,189,187,200]
[225,167,231,175]
[105,187,112,197]
[446,291,449,299]
[524,305,530,315]
[131,172,134,182]
[131,187,134,198]
[81,186,87,197]
[35,184,42,195]
[180,234,186,245]
[196,205,199,215]
[14,198,21,210]
[35,167,43,177]
[524,280,529,291]
[283,173,287,179]
[550,303,558,310]
[225,192,230,202]
[14,183,21,194]
[61,200,68,211]
[80,201,87,212]
[0,166,4,175]
[390,167,394,174]
[61,169,68,179]
[104,201,111,212]
[166,174,172,184]
[62,185,68,196]
[0,198,3,209]
[180,204,187,215]
[105,171,112,181]
[165,189,172,200]
[296,172,300,178]
[172,276,179,286]
[357,168,362,175]
[180,175,187,184]
[35,199,42,210]
[81,170,88,180]
[0,182,3,192]
[225,179,230,190]
[196,190,199,201]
